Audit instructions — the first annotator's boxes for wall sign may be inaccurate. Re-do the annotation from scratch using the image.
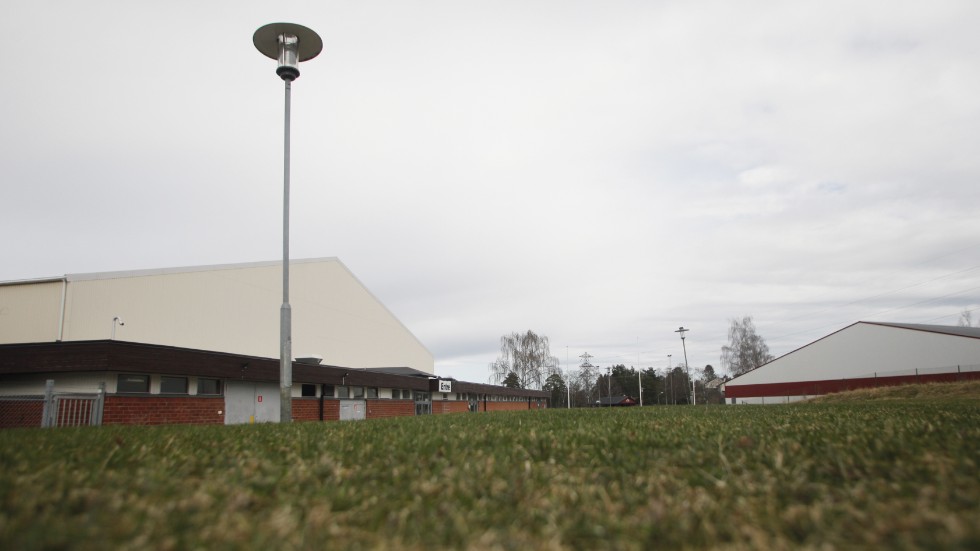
[438,380,452,393]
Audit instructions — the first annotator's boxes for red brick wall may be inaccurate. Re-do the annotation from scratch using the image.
[0,400,44,428]
[291,398,321,422]
[367,399,415,419]
[487,401,530,412]
[433,400,470,414]
[103,396,224,425]
[322,399,340,421]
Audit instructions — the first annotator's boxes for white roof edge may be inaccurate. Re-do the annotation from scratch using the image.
[0,276,67,287]
[64,257,341,282]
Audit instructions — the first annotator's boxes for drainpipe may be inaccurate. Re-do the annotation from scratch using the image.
[57,277,67,341]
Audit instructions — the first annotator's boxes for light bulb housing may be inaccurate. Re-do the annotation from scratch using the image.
[253,23,323,81]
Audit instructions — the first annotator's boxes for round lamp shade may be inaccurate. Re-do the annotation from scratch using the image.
[253,22,323,62]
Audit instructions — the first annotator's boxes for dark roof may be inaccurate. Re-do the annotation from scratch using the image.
[596,395,636,406]
[360,366,435,378]
[0,340,547,399]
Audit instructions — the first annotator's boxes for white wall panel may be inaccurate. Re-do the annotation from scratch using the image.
[56,259,433,373]
[0,281,63,344]
[732,323,980,385]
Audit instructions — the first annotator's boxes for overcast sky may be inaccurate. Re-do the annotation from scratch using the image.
[2,1,978,384]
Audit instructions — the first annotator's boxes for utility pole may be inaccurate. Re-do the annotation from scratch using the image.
[676,327,693,405]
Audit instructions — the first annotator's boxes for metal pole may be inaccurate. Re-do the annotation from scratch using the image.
[676,327,693,405]
[280,78,293,423]
[682,336,693,405]
[42,379,55,428]
[638,369,642,407]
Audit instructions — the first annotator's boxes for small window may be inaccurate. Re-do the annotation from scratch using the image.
[353,386,365,399]
[322,384,335,398]
[160,376,188,394]
[367,387,378,399]
[197,378,222,395]
[301,384,317,397]
[117,374,149,393]
[391,389,400,399]
[337,386,350,399]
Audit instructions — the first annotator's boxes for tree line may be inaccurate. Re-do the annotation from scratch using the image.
[489,317,776,407]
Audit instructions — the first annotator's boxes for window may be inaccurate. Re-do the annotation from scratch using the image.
[353,386,365,399]
[197,378,222,395]
[367,387,378,399]
[117,374,149,393]
[391,389,400,399]
[322,384,335,398]
[337,386,349,398]
[301,384,317,397]
[160,376,188,394]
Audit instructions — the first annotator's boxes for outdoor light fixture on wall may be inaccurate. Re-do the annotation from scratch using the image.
[253,22,323,423]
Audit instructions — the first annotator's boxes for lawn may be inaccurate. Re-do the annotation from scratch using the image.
[1,384,978,550]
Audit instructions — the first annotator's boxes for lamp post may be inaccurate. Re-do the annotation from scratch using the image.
[254,23,323,423]
[566,346,571,409]
[675,326,693,405]
[667,354,672,405]
[606,365,612,407]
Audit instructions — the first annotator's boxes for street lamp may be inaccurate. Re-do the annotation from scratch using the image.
[606,365,612,407]
[675,326,693,405]
[254,23,323,423]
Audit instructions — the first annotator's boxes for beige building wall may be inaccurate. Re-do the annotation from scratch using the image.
[0,279,64,343]
[3,259,433,373]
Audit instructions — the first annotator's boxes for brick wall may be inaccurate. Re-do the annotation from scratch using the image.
[433,400,470,414]
[291,398,320,422]
[322,399,340,421]
[367,399,414,419]
[487,401,530,412]
[103,396,224,425]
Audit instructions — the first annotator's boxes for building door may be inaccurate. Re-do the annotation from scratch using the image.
[414,391,431,415]
[225,381,280,424]
[339,400,366,421]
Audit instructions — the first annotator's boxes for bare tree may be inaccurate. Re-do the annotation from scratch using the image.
[720,316,774,376]
[488,330,559,390]
[958,309,977,328]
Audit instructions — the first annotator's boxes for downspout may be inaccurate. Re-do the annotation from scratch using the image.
[57,277,67,341]
[319,384,325,421]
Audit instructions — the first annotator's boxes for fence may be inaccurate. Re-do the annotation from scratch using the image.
[0,380,105,428]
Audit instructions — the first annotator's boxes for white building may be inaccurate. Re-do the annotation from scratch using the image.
[0,258,433,373]
[722,322,980,404]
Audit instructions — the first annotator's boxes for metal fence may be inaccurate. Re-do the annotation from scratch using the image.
[0,380,104,429]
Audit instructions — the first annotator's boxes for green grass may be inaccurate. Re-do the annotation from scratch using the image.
[2,389,979,550]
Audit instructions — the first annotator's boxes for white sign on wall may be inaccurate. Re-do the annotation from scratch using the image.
[438,380,452,393]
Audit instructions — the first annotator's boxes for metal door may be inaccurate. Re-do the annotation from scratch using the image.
[225,381,280,424]
[339,400,366,421]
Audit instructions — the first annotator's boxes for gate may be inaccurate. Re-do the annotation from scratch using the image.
[41,380,105,428]
[414,391,431,415]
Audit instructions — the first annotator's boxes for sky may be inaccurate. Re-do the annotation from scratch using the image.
[2,1,979,385]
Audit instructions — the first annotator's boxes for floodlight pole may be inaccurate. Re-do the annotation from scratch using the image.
[254,23,323,423]
[676,327,693,405]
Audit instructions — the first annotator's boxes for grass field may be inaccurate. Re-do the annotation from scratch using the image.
[2,383,978,550]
